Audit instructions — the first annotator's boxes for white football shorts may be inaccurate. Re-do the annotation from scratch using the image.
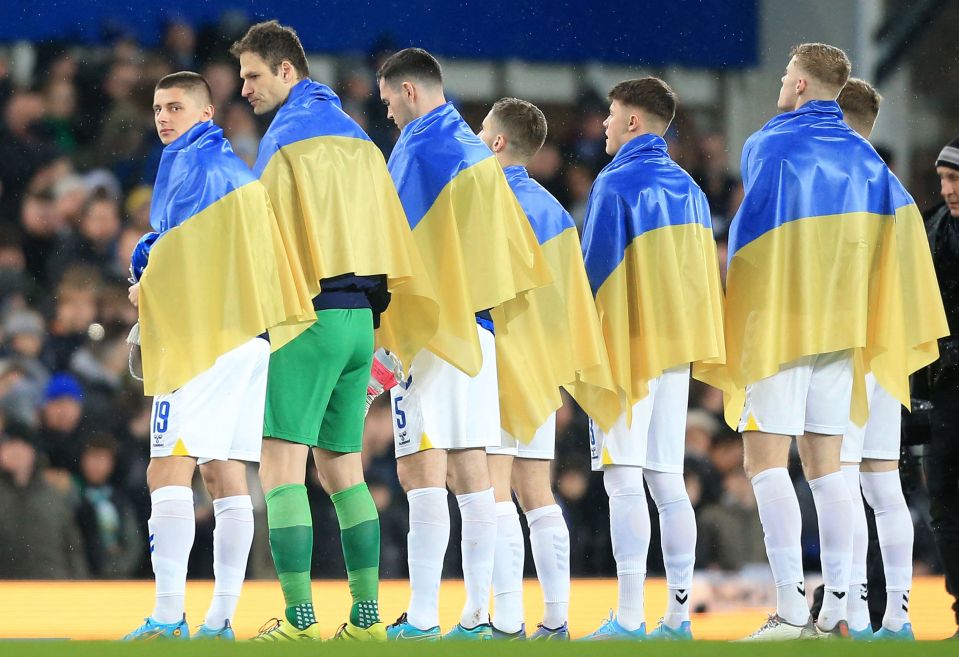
[589,365,690,473]
[391,325,500,458]
[841,373,902,463]
[149,337,269,464]
[488,412,557,460]
[739,350,853,437]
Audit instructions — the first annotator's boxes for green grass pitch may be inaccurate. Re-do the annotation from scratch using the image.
[1,641,955,656]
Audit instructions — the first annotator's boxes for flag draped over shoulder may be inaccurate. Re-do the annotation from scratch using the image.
[724,100,948,428]
[387,102,552,383]
[492,165,616,439]
[575,134,727,428]
[139,121,314,396]
[254,79,438,366]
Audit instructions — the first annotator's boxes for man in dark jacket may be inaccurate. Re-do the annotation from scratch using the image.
[923,135,959,639]
[0,423,87,578]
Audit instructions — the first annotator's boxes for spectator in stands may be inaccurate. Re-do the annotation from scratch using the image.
[42,266,101,372]
[74,432,142,577]
[697,469,766,571]
[35,372,85,474]
[47,189,121,285]
[0,422,88,578]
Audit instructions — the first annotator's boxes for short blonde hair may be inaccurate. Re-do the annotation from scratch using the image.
[837,78,881,133]
[790,43,851,94]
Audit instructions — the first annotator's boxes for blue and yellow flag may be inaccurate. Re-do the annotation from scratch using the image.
[492,165,616,438]
[724,100,948,428]
[254,79,438,366]
[576,134,726,427]
[387,103,552,382]
[139,120,314,395]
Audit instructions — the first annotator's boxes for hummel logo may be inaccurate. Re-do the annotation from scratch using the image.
[902,593,910,612]
[832,591,846,599]
[675,589,688,605]
[797,585,805,596]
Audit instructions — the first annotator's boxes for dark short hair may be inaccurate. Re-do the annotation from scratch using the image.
[608,77,677,127]
[230,20,309,78]
[377,47,442,86]
[490,97,547,158]
[837,77,881,125]
[83,432,118,455]
[789,43,851,93]
[155,71,213,106]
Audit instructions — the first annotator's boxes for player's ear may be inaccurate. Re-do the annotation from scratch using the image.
[402,81,415,103]
[203,104,215,122]
[493,134,505,153]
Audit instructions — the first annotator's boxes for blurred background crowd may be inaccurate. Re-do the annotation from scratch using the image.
[0,6,950,606]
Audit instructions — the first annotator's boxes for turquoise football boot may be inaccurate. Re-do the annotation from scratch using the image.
[874,623,915,640]
[579,611,646,640]
[123,615,190,640]
[194,619,235,640]
[647,619,693,640]
[444,622,493,640]
[530,622,570,640]
[491,623,526,640]
[386,613,441,641]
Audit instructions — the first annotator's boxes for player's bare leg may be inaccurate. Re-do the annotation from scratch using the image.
[487,454,524,637]
[741,432,815,639]
[198,459,253,636]
[133,456,198,637]
[393,449,449,634]
[255,440,323,638]
[514,459,570,637]
[796,433,852,635]
[313,448,384,637]
[859,457,913,637]
[447,449,497,633]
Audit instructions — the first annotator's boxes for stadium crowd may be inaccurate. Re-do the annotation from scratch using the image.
[0,19,943,595]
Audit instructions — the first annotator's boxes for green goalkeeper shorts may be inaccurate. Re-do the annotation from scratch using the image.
[264,308,373,453]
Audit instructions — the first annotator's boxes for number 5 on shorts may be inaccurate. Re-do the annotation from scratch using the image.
[393,395,406,430]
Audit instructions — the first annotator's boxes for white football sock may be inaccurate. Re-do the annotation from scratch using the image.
[605,466,649,631]
[841,465,870,631]
[751,468,808,625]
[860,470,913,631]
[149,485,195,624]
[457,487,497,629]
[406,487,450,630]
[204,495,254,629]
[526,504,570,630]
[809,471,853,630]
[492,500,525,634]
[645,470,696,628]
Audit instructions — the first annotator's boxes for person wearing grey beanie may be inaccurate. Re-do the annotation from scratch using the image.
[922,135,959,639]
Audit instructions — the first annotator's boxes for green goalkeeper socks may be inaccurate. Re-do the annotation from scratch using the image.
[331,482,382,628]
[266,484,316,630]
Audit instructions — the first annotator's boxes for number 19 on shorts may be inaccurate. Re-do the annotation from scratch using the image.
[152,399,171,435]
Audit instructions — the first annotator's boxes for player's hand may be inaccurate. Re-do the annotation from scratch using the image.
[128,283,140,307]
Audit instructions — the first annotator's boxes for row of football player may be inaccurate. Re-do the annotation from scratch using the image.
[120,20,945,642]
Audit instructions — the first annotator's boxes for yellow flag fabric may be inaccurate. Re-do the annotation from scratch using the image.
[491,165,616,439]
[723,100,948,428]
[387,103,552,380]
[254,80,439,367]
[139,154,314,395]
[576,135,727,429]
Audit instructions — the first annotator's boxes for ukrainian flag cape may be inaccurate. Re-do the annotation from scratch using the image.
[387,103,552,386]
[493,165,616,438]
[575,134,726,428]
[139,121,314,396]
[254,79,438,366]
[724,100,948,428]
